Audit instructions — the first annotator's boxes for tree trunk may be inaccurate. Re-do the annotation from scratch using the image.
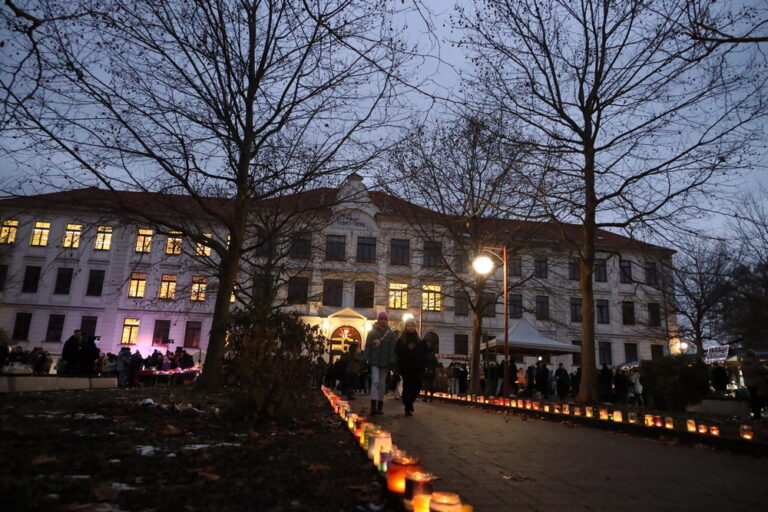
[576,151,600,404]
[470,311,483,396]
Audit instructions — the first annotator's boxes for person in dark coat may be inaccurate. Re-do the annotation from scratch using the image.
[423,349,438,401]
[535,361,550,398]
[599,364,613,401]
[555,363,570,400]
[343,342,363,400]
[525,364,536,397]
[395,319,428,416]
[61,330,83,376]
[80,336,100,376]
[711,363,729,393]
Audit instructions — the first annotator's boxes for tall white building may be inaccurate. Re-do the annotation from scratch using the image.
[0,174,674,368]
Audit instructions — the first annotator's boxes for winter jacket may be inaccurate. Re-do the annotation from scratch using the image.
[363,324,397,368]
[395,334,428,374]
[741,355,768,397]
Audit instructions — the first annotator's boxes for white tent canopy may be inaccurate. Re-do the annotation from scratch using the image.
[480,319,581,356]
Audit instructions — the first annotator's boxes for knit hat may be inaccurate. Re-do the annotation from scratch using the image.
[377,311,389,321]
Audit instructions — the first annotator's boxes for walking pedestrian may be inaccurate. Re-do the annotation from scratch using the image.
[363,311,397,416]
[555,363,569,400]
[395,318,428,416]
[741,350,768,420]
[343,342,363,400]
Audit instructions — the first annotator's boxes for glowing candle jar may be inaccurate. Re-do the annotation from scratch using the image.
[429,491,462,512]
[379,449,392,473]
[585,407,594,418]
[532,402,540,411]
[698,424,708,434]
[654,416,663,428]
[573,406,582,416]
[525,401,532,410]
[740,425,754,440]
[613,411,623,423]
[562,404,570,415]
[599,408,609,420]
[361,423,377,449]
[414,494,431,512]
[348,413,358,431]
[664,417,674,429]
[644,414,654,427]
[553,404,562,414]
[686,419,696,432]
[353,416,368,439]
[709,426,720,436]
[628,412,638,424]
[369,431,392,466]
[404,472,436,510]
[387,455,421,494]
[544,404,550,413]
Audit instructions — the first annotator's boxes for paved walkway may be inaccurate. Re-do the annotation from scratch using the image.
[354,396,768,511]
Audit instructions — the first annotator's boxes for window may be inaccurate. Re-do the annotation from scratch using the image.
[534,258,548,279]
[0,219,19,244]
[195,233,212,257]
[0,264,7,290]
[128,272,147,298]
[598,341,613,366]
[354,281,375,308]
[325,235,346,261]
[624,343,638,363]
[289,232,312,259]
[165,231,183,255]
[184,321,202,348]
[651,344,664,360]
[596,299,610,324]
[423,241,442,267]
[63,224,82,248]
[454,294,468,316]
[422,285,442,311]
[152,320,171,346]
[94,225,112,251]
[570,297,582,323]
[21,266,41,293]
[480,292,496,318]
[45,314,65,342]
[135,228,153,253]
[569,259,579,281]
[390,239,410,265]
[509,257,522,277]
[594,259,607,282]
[80,316,98,339]
[388,283,408,310]
[12,312,33,340]
[645,261,658,286]
[190,276,207,301]
[54,268,74,295]
[86,269,105,296]
[622,301,636,325]
[509,293,523,319]
[647,302,661,327]
[454,334,469,356]
[572,340,582,366]
[121,318,140,344]
[287,277,309,305]
[158,274,177,300]
[30,221,50,246]
[535,295,550,320]
[356,237,377,263]
[322,279,343,307]
[619,260,633,283]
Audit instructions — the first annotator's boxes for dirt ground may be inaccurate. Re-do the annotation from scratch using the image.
[0,387,384,512]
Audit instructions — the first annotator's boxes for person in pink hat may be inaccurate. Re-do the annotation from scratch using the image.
[363,311,397,415]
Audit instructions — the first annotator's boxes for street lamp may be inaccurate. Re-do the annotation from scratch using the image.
[472,246,510,397]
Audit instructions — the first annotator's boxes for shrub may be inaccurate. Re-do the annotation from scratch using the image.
[639,355,710,411]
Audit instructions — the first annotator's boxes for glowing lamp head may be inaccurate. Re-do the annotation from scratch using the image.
[679,341,689,352]
[472,255,494,275]
[402,313,415,323]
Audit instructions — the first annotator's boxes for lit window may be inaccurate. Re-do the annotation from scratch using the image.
[94,226,112,251]
[0,219,19,244]
[63,223,82,248]
[191,276,207,301]
[121,318,140,344]
[388,283,408,310]
[165,231,183,255]
[158,274,176,300]
[196,233,212,256]
[422,285,442,311]
[128,272,147,297]
[30,221,51,246]
[135,228,153,253]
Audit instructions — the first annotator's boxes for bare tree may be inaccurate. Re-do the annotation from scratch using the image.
[684,0,768,46]
[5,0,410,387]
[671,238,733,356]
[457,0,766,402]
[380,112,541,395]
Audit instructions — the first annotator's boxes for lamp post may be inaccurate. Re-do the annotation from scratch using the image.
[472,247,510,397]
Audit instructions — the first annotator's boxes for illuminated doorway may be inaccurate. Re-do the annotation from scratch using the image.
[329,325,362,363]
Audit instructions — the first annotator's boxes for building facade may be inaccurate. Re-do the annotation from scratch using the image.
[0,175,675,369]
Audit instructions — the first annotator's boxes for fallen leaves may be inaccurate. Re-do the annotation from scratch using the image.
[500,470,536,482]
[31,454,58,465]
[197,471,221,482]
[307,463,331,472]
[157,424,183,436]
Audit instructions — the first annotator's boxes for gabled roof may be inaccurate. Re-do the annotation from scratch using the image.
[0,185,673,255]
